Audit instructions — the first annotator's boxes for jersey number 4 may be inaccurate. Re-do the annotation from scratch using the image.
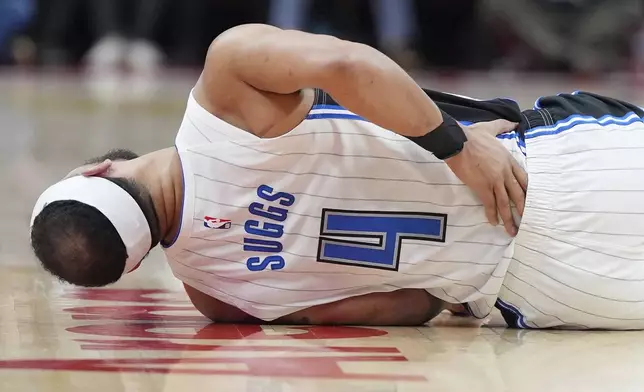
[316,209,447,271]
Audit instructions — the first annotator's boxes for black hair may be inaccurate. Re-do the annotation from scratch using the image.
[30,150,161,287]
[85,148,140,164]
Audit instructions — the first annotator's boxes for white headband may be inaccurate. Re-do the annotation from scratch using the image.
[30,176,152,275]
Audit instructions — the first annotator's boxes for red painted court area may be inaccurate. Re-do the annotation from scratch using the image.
[0,288,423,382]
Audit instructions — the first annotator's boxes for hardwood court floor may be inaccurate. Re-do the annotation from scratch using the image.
[2,71,644,392]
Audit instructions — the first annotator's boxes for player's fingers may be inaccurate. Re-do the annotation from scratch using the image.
[82,159,112,177]
[512,160,528,193]
[492,120,519,136]
[495,184,517,236]
[480,188,499,227]
[506,170,526,217]
[448,304,470,317]
[469,119,518,136]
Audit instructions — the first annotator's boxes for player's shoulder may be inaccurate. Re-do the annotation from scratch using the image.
[194,25,280,122]
[200,24,286,81]
[207,24,281,54]
[200,24,283,79]
[219,23,280,37]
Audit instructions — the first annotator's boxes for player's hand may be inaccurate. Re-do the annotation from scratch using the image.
[446,303,470,317]
[445,119,527,236]
[63,159,113,180]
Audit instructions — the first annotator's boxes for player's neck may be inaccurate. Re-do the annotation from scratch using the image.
[133,148,184,246]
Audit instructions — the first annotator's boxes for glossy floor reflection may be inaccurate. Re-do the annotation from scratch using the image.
[2,71,644,392]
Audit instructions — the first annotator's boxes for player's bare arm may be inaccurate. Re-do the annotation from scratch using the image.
[196,24,444,138]
[186,283,446,326]
[193,24,527,235]
[276,289,447,326]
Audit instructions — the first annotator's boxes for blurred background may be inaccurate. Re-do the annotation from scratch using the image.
[3,0,644,263]
[2,0,644,75]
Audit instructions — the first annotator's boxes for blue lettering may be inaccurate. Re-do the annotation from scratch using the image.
[246,255,285,271]
[318,209,447,271]
[244,185,296,271]
[257,185,295,207]
[249,202,288,222]
[244,220,284,238]
[243,237,283,253]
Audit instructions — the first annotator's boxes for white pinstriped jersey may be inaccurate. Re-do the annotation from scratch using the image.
[495,92,644,330]
[163,90,527,321]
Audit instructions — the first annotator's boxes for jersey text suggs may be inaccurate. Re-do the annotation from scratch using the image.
[243,185,295,271]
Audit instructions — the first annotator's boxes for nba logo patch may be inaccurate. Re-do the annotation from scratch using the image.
[204,216,232,229]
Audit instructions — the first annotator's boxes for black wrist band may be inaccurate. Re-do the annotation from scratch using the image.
[408,110,467,160]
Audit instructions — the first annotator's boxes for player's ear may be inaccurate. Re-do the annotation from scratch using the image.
[82,159,113,177]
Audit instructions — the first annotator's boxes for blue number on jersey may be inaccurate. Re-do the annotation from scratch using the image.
[316,209,447,271]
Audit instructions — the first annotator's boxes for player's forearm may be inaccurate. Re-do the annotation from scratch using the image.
[219,25,444,138]
[321,43,444,137]
[276,289,447,326]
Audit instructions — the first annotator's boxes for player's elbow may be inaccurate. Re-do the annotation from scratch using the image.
[299,35,380,92]
[319,42,386,92]
[184,284,259,324]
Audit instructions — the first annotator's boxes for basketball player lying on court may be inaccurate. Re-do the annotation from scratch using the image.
[30,24,644,330]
